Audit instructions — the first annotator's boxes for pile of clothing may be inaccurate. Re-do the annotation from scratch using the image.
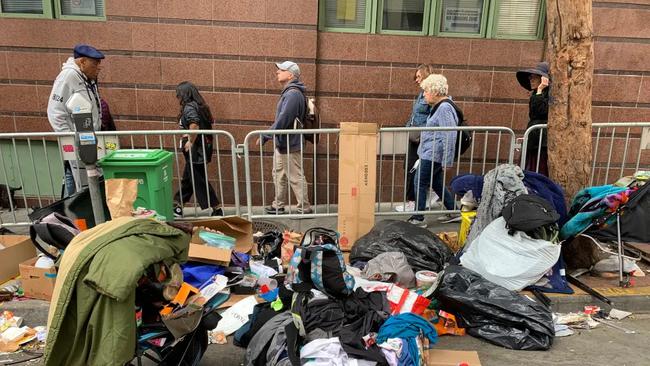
[236,227,439,366]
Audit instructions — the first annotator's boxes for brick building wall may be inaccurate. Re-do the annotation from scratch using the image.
[0,0,648,206]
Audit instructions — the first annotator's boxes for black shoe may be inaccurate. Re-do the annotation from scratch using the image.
[211,208,224,216]
[173,206,183,218]
[264,206,285,215]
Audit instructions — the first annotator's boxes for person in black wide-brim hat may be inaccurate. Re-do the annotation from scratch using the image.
[517,62,551,177]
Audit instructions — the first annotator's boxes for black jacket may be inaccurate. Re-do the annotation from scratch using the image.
[527,88,549,152]
[180,101,213,164]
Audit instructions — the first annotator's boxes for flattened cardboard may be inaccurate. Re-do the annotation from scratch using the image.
[187,216,254,266]
[217,294,263,310]
[0,236,37,283]
[19,257,57,301]
[426,350,482,366]
[338,122,378,250]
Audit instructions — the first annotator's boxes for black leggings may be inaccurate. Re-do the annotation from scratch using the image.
[173,157,219,210]
[405,140,420,201]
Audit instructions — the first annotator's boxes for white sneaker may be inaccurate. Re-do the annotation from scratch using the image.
[395,201,416,212]
[437,213,461,223]
[407,218,427,228]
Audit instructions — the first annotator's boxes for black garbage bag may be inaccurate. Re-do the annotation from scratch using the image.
[434,265,554,351]
[28,179,111,229]
[349,220,452,272]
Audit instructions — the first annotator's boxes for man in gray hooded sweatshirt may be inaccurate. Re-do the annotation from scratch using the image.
[257,61,312,214]
[47,44,104,197]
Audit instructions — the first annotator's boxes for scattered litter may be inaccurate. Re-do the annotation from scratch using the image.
[592,317,636,334]
[0,312,22,333]
[208,331,227,345]
[609,309,632,320]
[553,312,599,329]
[554,324,574,337]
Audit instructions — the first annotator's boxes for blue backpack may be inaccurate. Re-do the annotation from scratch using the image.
[286,228,354,298]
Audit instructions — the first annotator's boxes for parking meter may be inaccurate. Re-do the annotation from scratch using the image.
[66,92,106,224]
[66,93,97,164]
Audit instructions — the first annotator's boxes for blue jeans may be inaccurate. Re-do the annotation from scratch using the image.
[410,159,455,221]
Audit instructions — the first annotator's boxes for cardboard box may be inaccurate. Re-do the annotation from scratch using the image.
[338,122,378,250]
[0,235,37,284]
[188,216,254,266]
[19,257,57,301]
[426,350,482,366]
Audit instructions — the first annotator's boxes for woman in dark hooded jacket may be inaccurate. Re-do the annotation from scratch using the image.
[516,62,550,176]
[172,81,222,217]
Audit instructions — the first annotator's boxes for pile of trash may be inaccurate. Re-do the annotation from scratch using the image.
[0,311,46,363]
[3,165,649,365]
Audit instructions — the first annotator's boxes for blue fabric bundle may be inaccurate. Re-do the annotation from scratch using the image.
[377,313,437,366]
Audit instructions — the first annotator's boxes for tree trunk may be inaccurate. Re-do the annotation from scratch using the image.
[545,0,594,202]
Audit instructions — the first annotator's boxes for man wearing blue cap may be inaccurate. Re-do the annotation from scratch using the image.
[256,61,312,215]
[47,44,105,196]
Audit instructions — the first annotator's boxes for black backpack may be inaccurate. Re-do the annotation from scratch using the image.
[288,87,321,144]
[286,228,355,298]
[30,212,80,260]
[501,194,560,234]
[431,99,472,158]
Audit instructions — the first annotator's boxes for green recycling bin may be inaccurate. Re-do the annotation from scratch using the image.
[99,149,174,220]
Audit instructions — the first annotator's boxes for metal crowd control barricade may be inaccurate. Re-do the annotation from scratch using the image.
[0,130,240,228]
[242,128,340,219]
[519,124,547,175]
[520,123,650,186]
[376,126,517,217]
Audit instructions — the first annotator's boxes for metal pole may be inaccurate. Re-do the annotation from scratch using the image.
[617,211,625,287]
[86,163,106,225]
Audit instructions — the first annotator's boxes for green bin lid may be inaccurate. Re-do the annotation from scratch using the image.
[100,149,172,164]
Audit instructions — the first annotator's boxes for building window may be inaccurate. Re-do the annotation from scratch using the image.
[0,0,104,19]
[319,0,545,40]
[381,0,427,33]
[1,0,42,14]
[492,0,543,39]
[322,0,371,32]
[0,0,52,17]
[438,0,485,35]
[58,0,104,18]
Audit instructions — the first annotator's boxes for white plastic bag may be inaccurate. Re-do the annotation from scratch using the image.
[460,217,560,291]
[213,295,258,335]
[300,337,348,366]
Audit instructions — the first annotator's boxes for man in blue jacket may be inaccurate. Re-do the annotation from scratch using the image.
[257,61,312,214]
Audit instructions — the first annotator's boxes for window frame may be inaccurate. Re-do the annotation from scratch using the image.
[376,0,432,36]
[486,0,546,40]
[430,0,491,38]
[54,0,105,21]
[312,0,549,40]
[318,0,377,33]
[0,0,53,19]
